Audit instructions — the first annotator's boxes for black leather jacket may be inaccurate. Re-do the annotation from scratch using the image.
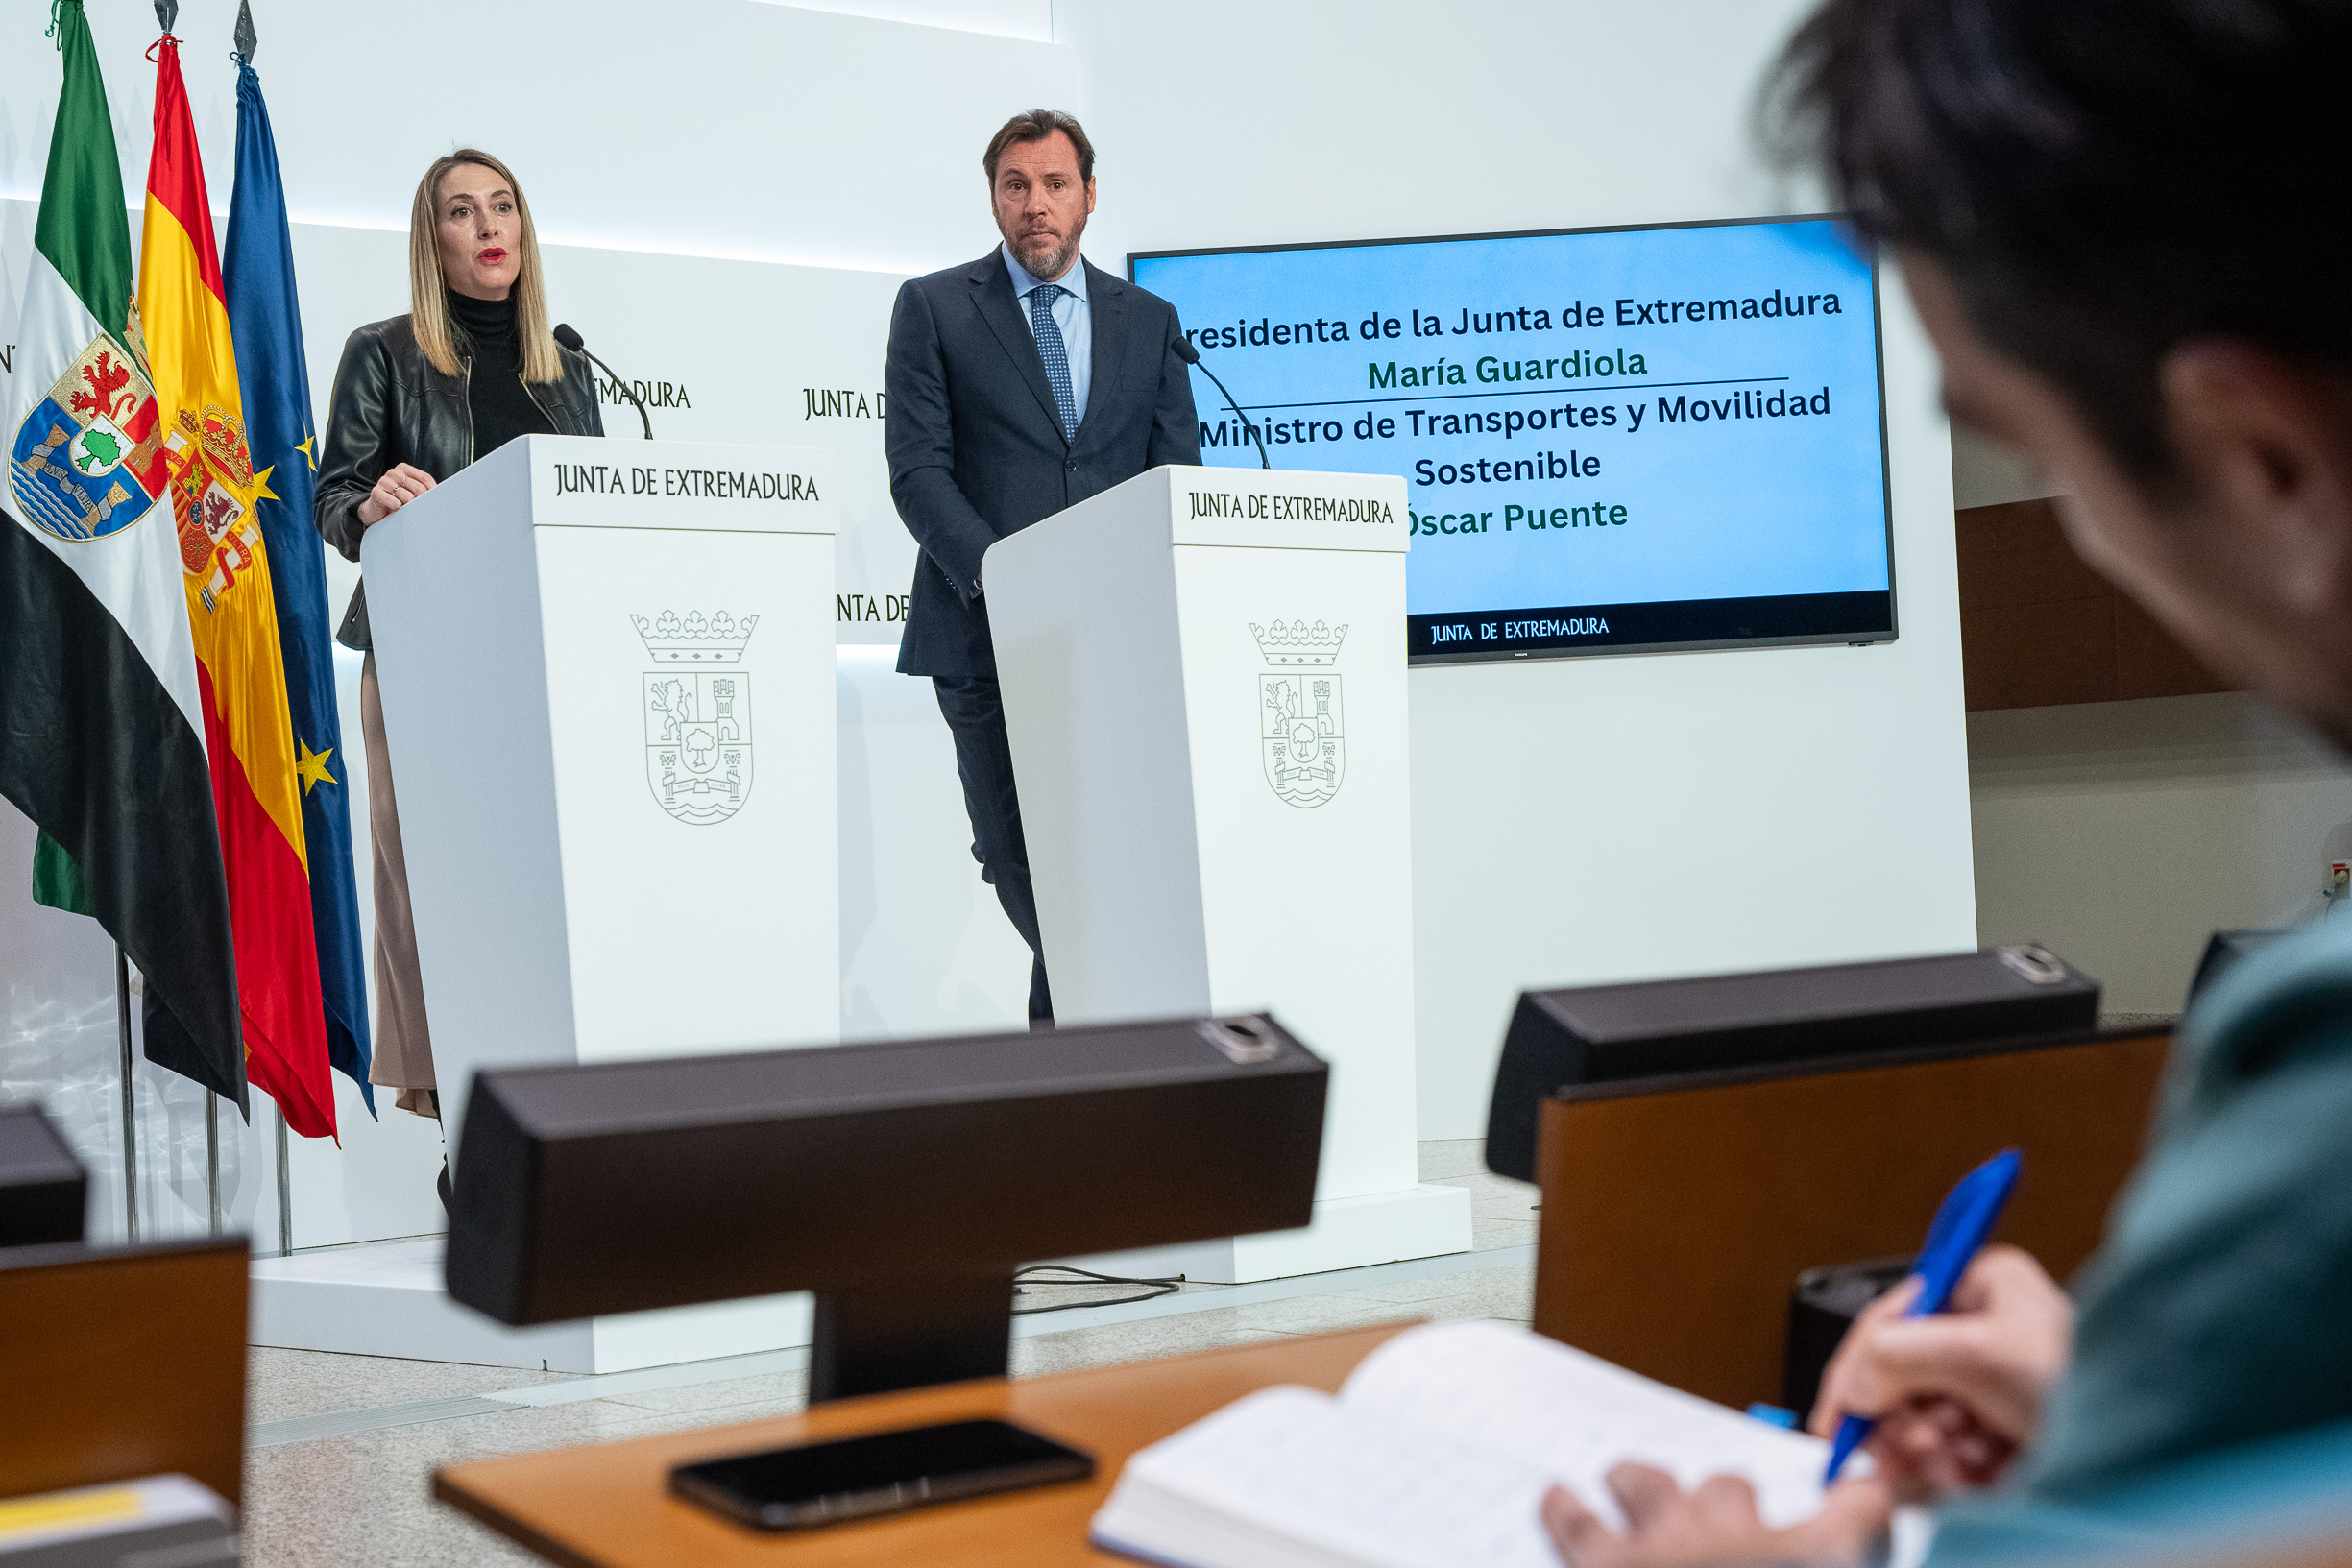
[316,313,604,650]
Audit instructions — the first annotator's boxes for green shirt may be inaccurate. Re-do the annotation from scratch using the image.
[1929,916,2352,1560]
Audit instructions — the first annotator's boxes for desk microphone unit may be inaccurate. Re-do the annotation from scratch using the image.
[445,1015,1326,1403]
[1483,945,2100,1179]
[2188,928,2287,1004]
[0,1105,86,1248]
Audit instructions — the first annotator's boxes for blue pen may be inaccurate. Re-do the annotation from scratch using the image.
[1822,1148,2023,1484]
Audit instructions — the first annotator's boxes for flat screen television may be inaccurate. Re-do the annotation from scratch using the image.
[1130,215,1896,665]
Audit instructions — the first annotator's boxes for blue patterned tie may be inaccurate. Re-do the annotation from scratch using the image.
[1028,283,1078,442]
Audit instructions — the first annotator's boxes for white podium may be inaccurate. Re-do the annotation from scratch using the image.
[986,465,1471,1282]
[258,435,840,1372]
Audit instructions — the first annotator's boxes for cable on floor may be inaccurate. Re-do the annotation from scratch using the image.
[1010,1263,1185,1315]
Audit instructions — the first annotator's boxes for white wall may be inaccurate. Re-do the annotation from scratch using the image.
[0,0,1073,273]
[1058,0,1978,1136]
[1948,424,2352,1019]
[1972,693,2352,1014]
[3,2,1978,1182]
[1952,427,2064,511]
[756,0,1054,37]
[1945,443,2352,1021]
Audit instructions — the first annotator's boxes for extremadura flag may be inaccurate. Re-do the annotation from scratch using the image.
[139,26,336,1139]
[226,47,375,1116]
[0,0,246,1111]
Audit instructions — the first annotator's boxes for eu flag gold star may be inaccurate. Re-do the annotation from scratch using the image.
[295,740,337,795]
[297,434,318,471]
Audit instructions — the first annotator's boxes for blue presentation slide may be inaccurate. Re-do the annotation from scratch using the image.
[1131,218,1895,662]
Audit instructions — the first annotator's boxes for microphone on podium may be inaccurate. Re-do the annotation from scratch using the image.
[553,323,654,440]
[1171,334,1270,470]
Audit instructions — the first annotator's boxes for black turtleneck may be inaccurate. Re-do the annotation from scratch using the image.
[447,290,556,459]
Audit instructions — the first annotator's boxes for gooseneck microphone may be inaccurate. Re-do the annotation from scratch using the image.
[552,323,653,440]
[1171,334,1270,470]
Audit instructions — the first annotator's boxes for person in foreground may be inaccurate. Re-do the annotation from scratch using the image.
[314,150,603,1156]
[884,109,1200,1028]
[1546,0,2352,1561]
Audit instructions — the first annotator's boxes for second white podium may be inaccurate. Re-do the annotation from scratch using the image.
[986,465,1471,1281]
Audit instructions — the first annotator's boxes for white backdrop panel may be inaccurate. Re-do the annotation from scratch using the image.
[0,1,1077,275]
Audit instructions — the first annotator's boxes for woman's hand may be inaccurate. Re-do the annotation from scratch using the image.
[1806,1244,2074,1502]
[357,463,437,525]
[1543,1466,1893,1568]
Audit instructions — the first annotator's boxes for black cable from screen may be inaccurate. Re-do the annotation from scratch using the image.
[1009,1263,1185,1315]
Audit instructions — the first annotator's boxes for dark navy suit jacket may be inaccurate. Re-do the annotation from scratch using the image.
[885,250,1200,677]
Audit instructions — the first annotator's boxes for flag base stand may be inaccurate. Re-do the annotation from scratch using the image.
[274,1111,292,1257]
[247,1237,812,1373]
[114,947,139,1243]
[206,1094,221,1236]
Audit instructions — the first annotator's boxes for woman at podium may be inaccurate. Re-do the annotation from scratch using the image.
[315,149,604,1179]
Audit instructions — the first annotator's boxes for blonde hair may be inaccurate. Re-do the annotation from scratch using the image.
[406,148,563,383]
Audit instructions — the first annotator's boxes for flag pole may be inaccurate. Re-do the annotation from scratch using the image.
[275,1109,293,1256]
[206,1093,221,1235]
[114,944,138,1242]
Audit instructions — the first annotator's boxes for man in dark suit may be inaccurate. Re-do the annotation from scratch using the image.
[885,109,1200,1026]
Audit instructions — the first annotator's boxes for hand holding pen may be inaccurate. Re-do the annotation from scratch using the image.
[1821,1151,2026,1485]
[1809,1241,2074,1502]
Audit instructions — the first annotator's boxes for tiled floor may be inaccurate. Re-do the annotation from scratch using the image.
[245,1348,583,1427]
[240,1141,1537,1566]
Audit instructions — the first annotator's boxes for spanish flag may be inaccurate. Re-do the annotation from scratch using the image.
[137,28,335,1140]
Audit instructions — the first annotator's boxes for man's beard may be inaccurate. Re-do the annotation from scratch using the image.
[1015,223,1081,281]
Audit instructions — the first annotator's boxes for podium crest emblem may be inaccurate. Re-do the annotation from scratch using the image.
[635,611,758,825]
[1252,618,1346,809]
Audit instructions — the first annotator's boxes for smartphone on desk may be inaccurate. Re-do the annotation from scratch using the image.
[670,1418,1096,1531]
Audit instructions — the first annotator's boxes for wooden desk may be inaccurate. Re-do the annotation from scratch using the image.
[435,1321,1412,1566]
[0,1238,248,1507]
[1533,1028,2170,1409]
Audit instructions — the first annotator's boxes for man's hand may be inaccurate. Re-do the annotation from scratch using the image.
[357,462,437,525]
[1806,1244,2073,1502]
[1543,1466,1893,1568]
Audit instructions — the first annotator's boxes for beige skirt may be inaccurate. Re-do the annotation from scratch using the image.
[359,651,438,1118]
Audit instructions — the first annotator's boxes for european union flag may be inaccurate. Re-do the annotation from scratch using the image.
[225,49,374,1115]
